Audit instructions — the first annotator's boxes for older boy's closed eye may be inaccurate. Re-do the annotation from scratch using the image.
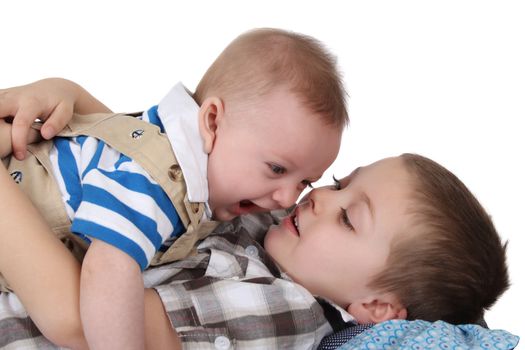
[265,156,411,323]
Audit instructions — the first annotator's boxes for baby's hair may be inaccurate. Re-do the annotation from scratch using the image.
[369,153,509,324]
[193,28,349,129]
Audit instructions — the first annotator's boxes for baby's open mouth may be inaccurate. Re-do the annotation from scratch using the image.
[240,200,254,208]
[237,200,265,214]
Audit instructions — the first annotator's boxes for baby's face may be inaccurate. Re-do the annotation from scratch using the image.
[264,156,414,307]
[206,87,341,221]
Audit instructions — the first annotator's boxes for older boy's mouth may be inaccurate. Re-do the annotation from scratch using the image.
[283,209,300,236]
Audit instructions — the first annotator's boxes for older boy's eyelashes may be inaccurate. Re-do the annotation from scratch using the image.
[301,180,314,188]
[340,207,354,230]
[332,175,341,190]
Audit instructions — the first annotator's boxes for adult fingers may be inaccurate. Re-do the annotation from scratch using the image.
[11,104,47,160]
[40,101,74,140]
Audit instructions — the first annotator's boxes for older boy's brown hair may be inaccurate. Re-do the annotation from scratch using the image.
[369,153,509,324]
[193,28,348,129]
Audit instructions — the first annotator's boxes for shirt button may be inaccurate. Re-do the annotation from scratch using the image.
[245,245,258,257]
[214,335,231,349]
[168,164,183,181]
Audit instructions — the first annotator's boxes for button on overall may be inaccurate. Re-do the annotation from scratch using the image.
[168,164,183,181]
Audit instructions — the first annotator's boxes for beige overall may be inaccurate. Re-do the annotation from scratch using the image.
[1,112,217,292]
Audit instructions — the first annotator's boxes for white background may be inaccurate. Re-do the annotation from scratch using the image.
[2,0,524,341]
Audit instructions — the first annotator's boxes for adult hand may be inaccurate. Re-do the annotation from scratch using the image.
[0,78,78,160]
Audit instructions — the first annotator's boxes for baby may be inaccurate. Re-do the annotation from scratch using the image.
[0,28,347,349]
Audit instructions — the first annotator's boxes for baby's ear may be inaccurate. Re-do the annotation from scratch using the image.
[198,96,224,154]
[347,294,407,324]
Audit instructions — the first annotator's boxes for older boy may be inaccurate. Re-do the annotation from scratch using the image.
[0,153,509,349]
[0,28,347,349]
[144,153,509,348]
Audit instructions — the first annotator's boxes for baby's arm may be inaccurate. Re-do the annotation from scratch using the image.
[80,239,145,349]
[0,162,88,349]
[0,78,112,160]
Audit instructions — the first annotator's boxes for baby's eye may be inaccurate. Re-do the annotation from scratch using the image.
[332,175,341,190]
[340,208,354,230]
[268,163,286,175]
[301,180,314,189]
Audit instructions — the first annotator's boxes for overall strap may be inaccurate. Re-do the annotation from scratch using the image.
[60,113,212,264]
[59,112,206,228]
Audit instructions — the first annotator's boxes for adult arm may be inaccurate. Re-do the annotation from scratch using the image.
[0,162,87,349]
[144,288,182,350]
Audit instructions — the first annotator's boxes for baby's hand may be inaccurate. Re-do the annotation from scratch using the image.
[0,78,77,160]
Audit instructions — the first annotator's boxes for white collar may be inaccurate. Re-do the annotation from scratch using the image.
[328,300,356,323]
[157,83,210,215]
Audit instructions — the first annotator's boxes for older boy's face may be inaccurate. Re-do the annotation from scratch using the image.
[206,87,341,221]
[264,157,413,308]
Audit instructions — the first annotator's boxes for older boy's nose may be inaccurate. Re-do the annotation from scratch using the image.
[307,187,332,214]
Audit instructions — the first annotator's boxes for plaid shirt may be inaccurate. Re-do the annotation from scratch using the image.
[0,212,339,349]
[143,211,335,349]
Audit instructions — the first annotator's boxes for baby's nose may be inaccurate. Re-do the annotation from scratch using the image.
[273,186,300,209]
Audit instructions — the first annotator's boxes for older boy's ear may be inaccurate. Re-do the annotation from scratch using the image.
[198,96,224,154]
[347,295,407,324]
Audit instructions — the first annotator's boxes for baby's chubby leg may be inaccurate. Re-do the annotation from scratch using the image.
[0,162,87,349]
